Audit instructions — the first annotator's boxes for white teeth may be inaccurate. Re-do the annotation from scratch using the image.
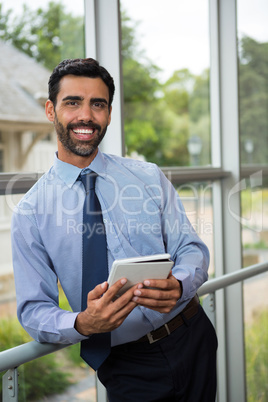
[73,129,94,134]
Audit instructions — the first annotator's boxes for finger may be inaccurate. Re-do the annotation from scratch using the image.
[143,275,180,291]
[108,299,138,328]
[105,279,144,305]
[104,278,130,303]
[114,282,143,303]
[96,296,138,333]
[133,289,179,303]
[87,281,109,301]
[133,297,177,313]
[103,283,142,324]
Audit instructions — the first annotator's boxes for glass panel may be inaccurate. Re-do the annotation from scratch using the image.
[237,1,268,401]
[237,0,268,166]
[120,0,211,167]
[169,177,214,277]
[0,2,96,401]
[0,0,85,172]
[243,272,268,402]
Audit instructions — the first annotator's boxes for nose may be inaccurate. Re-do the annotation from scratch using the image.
[78,104,94,122]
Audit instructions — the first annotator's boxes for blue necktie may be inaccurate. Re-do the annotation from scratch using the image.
[79,172,111,371]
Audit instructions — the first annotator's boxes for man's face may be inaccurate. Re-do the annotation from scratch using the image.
[46,75,112,167]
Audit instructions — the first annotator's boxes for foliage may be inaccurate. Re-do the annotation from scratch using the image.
[245,310,268,401]
[0,1,84,70]
[238,36,268,165]
[0,318,71,401]
[243,240,267,250]
[120,6,211,166]
[0,2,267,166]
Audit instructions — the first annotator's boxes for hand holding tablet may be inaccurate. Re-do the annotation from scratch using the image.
[107,253,174,296]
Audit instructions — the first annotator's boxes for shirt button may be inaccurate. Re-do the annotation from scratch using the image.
[114,247,120,253]
[103,219,108,224]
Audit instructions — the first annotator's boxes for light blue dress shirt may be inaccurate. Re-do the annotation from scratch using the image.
[11,150,209,346]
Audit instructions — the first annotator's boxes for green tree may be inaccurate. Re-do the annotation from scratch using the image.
[0,1,84,70]
[1,2,213,166]
[0,3,13,42]
[163,69,194,116]
[121,9,166,162]
[239,36,268,164]
[190,69,210,123]
[162,68,210,166]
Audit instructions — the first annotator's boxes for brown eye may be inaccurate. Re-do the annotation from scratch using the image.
[91,102,108,111]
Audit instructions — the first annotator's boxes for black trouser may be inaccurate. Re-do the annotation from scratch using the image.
[97,305,218,402]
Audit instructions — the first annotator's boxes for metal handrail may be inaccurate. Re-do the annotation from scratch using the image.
[0,167,230,195]
[198,261,268,296]
[2,164,268,195]
[0,261,267,373]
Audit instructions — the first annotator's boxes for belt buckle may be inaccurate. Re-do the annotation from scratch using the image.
[147,324,171,344]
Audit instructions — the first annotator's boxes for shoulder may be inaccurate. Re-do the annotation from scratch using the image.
[103,153,160,178]
[14,166,55,213]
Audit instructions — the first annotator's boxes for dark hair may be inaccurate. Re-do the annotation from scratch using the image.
[48,58,115,107]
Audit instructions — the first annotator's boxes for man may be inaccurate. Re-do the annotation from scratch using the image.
[12,58,217,401]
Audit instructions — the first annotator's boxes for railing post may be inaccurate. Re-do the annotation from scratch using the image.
[2,368,19,402]
[202,293,216,327]
[96,375,108,401]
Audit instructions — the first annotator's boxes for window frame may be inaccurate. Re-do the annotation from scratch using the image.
[2,1,265,400]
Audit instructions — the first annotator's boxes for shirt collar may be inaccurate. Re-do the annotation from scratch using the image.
[53,149,107,188]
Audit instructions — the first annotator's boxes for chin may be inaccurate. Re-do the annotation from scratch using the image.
[71,144,97,157]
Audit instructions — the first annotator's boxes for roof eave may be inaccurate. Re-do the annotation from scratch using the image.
[0,115,53,132]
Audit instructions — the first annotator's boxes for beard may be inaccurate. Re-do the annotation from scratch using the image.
[54,113,108,157]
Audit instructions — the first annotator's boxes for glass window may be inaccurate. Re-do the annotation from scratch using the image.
[171,179,214,277]
[120,0,211,167]
[237,0,268,166]
[237,1,268,401]
[0,2,92,400]
[237,1,268,261]
[0,0,85,173]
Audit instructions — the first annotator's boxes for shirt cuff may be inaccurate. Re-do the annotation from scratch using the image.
[59,311,89,344]
[172,272,191,302]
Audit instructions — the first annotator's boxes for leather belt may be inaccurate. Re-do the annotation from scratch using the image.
[131,295,199,345]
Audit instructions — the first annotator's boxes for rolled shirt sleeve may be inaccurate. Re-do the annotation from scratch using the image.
[158,167,209,301]
[11,209,87,344]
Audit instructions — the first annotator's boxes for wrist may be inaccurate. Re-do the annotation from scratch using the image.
[74,311,92,336]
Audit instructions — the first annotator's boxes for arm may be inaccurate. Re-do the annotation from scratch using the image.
[12,209,138,343]
[11,210,84,344]
[132,167,209,311]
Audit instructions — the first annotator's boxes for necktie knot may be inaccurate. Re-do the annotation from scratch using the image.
[80,172,97,193]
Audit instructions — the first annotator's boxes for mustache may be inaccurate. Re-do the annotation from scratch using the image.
[67,122,102,132]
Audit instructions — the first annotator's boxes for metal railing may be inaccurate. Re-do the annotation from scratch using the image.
[3,164,268,195]
[1,261,267,401]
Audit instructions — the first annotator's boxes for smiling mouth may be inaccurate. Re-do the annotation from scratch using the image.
[72,127,96,140]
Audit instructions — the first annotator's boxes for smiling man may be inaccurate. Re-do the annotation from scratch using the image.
[12,58,217,402]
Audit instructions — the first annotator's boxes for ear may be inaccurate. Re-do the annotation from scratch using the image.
[45,100,55,122]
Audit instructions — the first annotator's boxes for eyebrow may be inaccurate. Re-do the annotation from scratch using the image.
[62,96,108,105]
[62,96,83,102]
[90,98,108,105]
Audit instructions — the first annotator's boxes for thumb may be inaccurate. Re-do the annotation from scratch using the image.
[87,281,108,300]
